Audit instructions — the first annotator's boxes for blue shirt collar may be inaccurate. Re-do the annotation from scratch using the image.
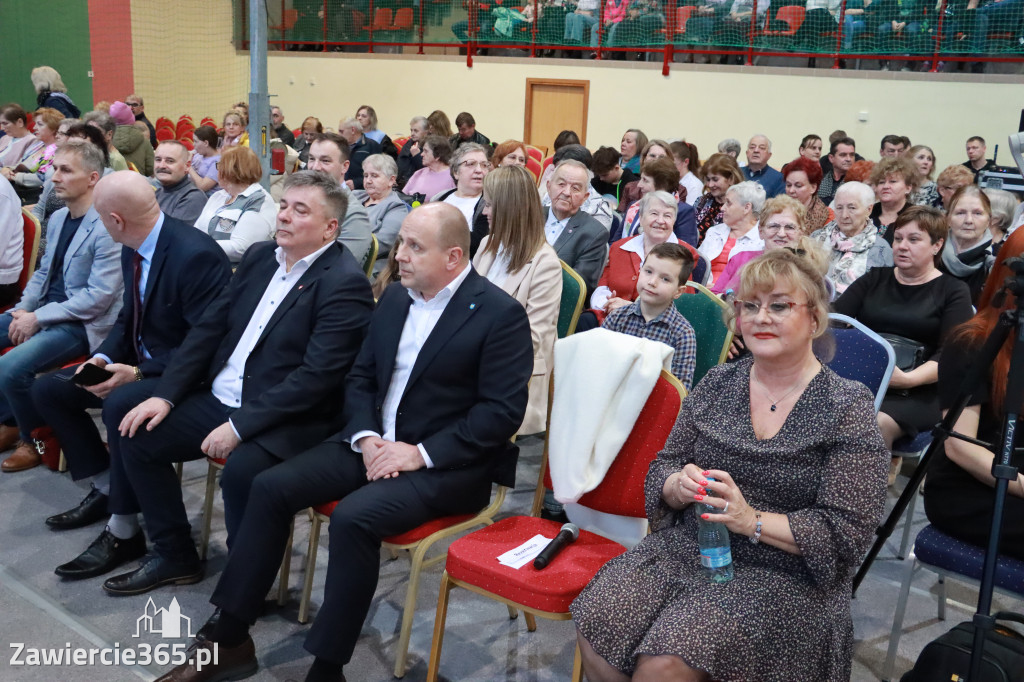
[137,212,165,263]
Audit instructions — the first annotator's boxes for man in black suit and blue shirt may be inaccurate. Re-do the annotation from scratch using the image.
[33,171,231,578]
[58,171,375,597]
[153,202,534,682]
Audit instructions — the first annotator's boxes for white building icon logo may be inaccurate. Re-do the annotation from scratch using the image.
[133,597,195,639]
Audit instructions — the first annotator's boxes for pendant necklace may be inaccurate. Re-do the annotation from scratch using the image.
[751,367,806,412]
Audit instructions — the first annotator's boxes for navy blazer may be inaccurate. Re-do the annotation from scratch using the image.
[94,215,231,377]
[153,240,374,458]
[336,267,533,503]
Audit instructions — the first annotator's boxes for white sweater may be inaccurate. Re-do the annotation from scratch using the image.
[0,177,24,285]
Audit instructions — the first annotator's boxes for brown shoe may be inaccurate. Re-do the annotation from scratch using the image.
[154,637,257,681]
[0,424,19,451]
[1,441,42,473]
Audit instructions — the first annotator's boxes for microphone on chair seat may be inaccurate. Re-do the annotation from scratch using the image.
[533,523,580,570]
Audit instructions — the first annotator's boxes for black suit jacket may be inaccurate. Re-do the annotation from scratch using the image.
[336,267,533,505]
[154,241,374,457]
[94,215,231,377]
[436,189,490,259]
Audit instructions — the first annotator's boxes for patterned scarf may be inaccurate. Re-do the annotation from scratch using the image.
[821,220,881,294]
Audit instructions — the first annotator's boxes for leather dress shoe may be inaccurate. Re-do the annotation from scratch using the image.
[195,608,221,643]
[0,424,19,451]
[103,552,203,596]
[1,441,41,473]
[55,528,147,580]
[154,637,257,682]
[46,487,109,530]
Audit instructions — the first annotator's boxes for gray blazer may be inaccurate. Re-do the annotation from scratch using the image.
[337,185,372,265]
[17,206,124,351]
[543,207,609,292]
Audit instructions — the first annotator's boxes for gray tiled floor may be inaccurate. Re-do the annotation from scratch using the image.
[0,438,1020,681]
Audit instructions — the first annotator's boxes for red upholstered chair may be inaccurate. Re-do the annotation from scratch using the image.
[761,5,805,36]
[371,7,393,31]
[525,145,545,163]
[525,156,542,184]
[392,136,409,152]
[425,370,687,682]
[178,137,194,151]
[155,127,175,143]
[156,117,174,129]
[300,480,511,677]
[390,7,415,30]
[1,210,41,315]
[200,117,217,128]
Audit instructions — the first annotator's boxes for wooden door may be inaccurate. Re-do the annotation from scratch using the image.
[524,79,589,154]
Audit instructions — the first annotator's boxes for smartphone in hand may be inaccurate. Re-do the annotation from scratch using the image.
[71,363,114,387]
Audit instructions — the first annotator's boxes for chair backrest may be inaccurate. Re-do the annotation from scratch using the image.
[676,5,696,33]
[826,313,895,412]
[525,156,542,183]
[363,234,379,278]
[541,155,554,175]
[179,137,195,151]
[392,7,414,29]
[372,7,393,29]
[694,252,712,286]
[18,209,41,294]
[557,260,586,338]
[525,145,545,163]
[541,370,686,518]
[392,136,409,152]
[156,128,175,142]
[674,281,732,386]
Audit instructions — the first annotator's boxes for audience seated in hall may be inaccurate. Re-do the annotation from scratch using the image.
[305,132,374,266]
[153,141,209,226]
[541,159,610,293]
[339,117,382,191]
[540,144,615,231]
[402,134,455,200]
[435,142,492,258]
[109,101,153,177]
[354,154,410,276]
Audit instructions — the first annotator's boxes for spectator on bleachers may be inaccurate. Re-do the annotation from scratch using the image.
[840,0,870,53]
[540,144,615,231]
[799,134,823,162]
[794,0,841,51]
[1,107,62,202]
[473,165,561,434]
[686,0,732,43]
[492,140,529,167]
[188,125,221,196]
[110,101,154,176]
[427,110,454,139]
[0,104,45,172]
[270,106,295,146]
[983,188,1018,254]
[698,180,766,286]
[355,105,398,159]
[339,117,382,190]
[31,66,80,119]
[573,247,888,682]
[0,176,22,309]
[402,135,455,199]
[219,110,249,151]
[592,190,698,324]
[591,145,638,205]
[879,134,907,159]
[450,112,491,151]
[810,181,893,295]
[594,0,630,48]
[618,128,647,173]
[935,164,974,213]
[938,185,995,305]
[907,145,939,207]
[542,159,609,291]
[565,0,600,45]
[782,157,832,235]
[718,137,741,160]
[617,138,673,212]
[924,229,1024,559]
[305,133,374,265]
[124,94,156,147]
[397,115,427,186]
[817,136,857,205]
[670,140,704,207]
[718,0,771,63]
[437,142,491,258]
[872,0,927,71]
[742,135,784,198]
[83,111,129,171]
[355,154,409,274]
[194,146,276,264]
[871,155,920,243]
[693,152,745,243]
[293,116,322,166]
[834,206,972,486]
[618,157,698,247]
[154,141,209,225]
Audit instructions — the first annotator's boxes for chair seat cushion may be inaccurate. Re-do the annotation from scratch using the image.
[446,515,626,613]
[310,499,475,545]
[915,524,1024,597]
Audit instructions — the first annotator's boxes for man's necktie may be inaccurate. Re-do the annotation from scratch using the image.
[131,251,144,363]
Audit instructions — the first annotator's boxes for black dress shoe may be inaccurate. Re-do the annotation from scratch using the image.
[55,528,147,580]
[195,608,221,642]
[46,488,109,530]
[103,553,203,596]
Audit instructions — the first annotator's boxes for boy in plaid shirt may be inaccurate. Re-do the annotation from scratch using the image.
[602,242,697,389]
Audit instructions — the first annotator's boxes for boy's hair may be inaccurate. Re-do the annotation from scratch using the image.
[645,243,694,286]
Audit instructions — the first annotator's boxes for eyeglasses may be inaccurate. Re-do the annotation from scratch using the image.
[460,160,491,170]
[783,247,807,256]
[126,102,142,108]
[764,222,800,234]
[734,299,810,319]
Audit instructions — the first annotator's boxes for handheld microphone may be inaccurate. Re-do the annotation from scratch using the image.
[533,523,580,570]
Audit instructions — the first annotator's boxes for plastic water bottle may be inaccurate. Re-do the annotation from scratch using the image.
[696,477,734,583]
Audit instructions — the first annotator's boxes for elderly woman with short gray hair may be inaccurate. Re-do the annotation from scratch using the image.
[698,180,767,287]
[355,153,409,273]
[984,187,1019,254]
[811,181,894,295]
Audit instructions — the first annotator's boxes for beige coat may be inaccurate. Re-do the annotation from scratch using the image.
[473,238,562,435]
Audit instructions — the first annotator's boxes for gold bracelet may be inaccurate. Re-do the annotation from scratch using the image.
[133,366,143,382]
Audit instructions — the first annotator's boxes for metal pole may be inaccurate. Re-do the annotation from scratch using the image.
[249,0,272,188]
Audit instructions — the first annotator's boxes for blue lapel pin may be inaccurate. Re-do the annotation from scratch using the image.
[469,303,476,310]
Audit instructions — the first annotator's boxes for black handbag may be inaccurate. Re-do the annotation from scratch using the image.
[879,333,928,372]
[901,612,1024,682]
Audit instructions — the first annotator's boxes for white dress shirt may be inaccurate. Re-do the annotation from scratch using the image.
[545,209,571,246]
[350,263,473,468]
[211,240,335,416]
[697,222,765,285]
[680,172,704,207]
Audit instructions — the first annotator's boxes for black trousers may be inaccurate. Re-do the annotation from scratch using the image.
[210,440,464,665]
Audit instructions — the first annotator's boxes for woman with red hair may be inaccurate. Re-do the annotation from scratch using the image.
[924,227,1024,559]
[783,157,832,234]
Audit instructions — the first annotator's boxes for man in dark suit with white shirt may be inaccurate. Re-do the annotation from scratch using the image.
[153,202,534,682]
[57,171,374,596]
[542,159,609,294]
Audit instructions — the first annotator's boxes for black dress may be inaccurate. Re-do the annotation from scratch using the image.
[924,342,1024,560]
[833,268,973,435]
